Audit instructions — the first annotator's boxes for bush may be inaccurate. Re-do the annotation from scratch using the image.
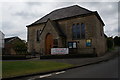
[107,37,114,49]
[2,55,31,60]
[114,36,120,46]
[40,53,97,59]
[12,40,27,55]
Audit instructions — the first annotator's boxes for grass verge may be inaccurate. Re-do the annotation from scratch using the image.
[2,61,73,78]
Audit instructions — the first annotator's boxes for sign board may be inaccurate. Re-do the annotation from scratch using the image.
[86,39,91,47]
[68,42,77,48]
[51,48,69,55]
[73,42,77,48]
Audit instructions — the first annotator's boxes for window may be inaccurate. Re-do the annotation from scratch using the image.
[72,24,77,39]
[73,42,77,48]
[100,31,102,36]
[36,30,42,41]
[81,23,85,39]
[72,23,85,39]
[53,39,58,48]
[62,37,66,47]
[76,23,80,39]
[68,42,77,48]
[68,42,73,48]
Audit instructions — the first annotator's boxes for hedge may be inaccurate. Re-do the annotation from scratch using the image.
[40,53,97,59]
[2,55,31,60]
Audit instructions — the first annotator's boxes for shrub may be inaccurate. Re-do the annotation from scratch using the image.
[2,55,31,60]
[114,36,120,46]
[40,53,97,59]
[107,37,114,49]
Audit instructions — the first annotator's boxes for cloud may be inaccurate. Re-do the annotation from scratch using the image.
[1,2,118,41]
[77,2,118,37]
[0,3,2,31]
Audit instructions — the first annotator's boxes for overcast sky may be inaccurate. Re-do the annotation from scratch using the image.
[0,1,119,40]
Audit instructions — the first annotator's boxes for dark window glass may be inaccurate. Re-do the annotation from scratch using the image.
[53,39,58,45]
[72,24,77,39]
[81,23,85,39]
[68,42,73,48]
[72,23,85,40]
[36,30,42,41]
[76,23,80,39]
[36,30,39,41]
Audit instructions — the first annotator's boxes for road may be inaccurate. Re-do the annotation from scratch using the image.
[48,55,119,78]
[11,54,119,80]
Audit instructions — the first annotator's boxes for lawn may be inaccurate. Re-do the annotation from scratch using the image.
[2,61,73,78]
[0,61,2,78]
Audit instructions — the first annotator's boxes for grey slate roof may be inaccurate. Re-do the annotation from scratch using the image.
[27,5,93,27]
[49,19,66,37]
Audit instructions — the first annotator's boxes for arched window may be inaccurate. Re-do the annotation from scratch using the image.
[81,23,85,39]
[72,24,77,39]
[76,23,80,39]
[72,23,85,39]
[36,30,42,41]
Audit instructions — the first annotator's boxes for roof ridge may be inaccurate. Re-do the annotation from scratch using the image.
[53,5,92,13]
[33,5,78,24]
[27,5,93,27]
[76,5,93,12]
[52,5,79,12]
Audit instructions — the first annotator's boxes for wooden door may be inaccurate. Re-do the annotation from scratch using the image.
[45,33,53,55]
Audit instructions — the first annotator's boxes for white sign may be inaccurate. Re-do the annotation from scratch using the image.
[51,48,69,55]
[73,42,77,48]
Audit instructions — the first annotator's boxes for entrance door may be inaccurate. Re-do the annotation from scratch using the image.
[45,33,53,55]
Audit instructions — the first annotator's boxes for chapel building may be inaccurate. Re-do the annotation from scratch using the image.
[26,5,107,56]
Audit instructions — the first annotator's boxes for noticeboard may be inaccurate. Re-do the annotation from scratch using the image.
[68,42,77,48]
[86,39,92,47]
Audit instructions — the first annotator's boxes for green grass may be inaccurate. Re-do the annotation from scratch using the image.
[0,61,2,78]
[2,61,73,78]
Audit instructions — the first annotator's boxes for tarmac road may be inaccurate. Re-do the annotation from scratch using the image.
[22,54,119,80]
[48,55,119,78]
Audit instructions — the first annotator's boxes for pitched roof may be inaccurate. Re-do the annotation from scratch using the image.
[5,36,21,43]
[27,5,93,27]
[49,19,66,37]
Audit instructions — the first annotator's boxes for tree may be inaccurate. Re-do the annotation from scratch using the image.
[114,36,120,46]
[107,37,114,49]
[12,40,27,55]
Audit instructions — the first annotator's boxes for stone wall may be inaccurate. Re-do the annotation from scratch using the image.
[27,14,107,56]
[94,16,107,56]
[27,24,44,53]
[57,15,98,54]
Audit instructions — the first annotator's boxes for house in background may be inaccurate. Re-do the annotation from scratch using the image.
[4,36,25,55]
[26,5,107,56]
[0,31,4,55]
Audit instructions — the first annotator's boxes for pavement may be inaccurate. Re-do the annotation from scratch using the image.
[30,47,119,66]
[2,47,119,80]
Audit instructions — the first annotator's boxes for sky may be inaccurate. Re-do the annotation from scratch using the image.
[0,0,119,41]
